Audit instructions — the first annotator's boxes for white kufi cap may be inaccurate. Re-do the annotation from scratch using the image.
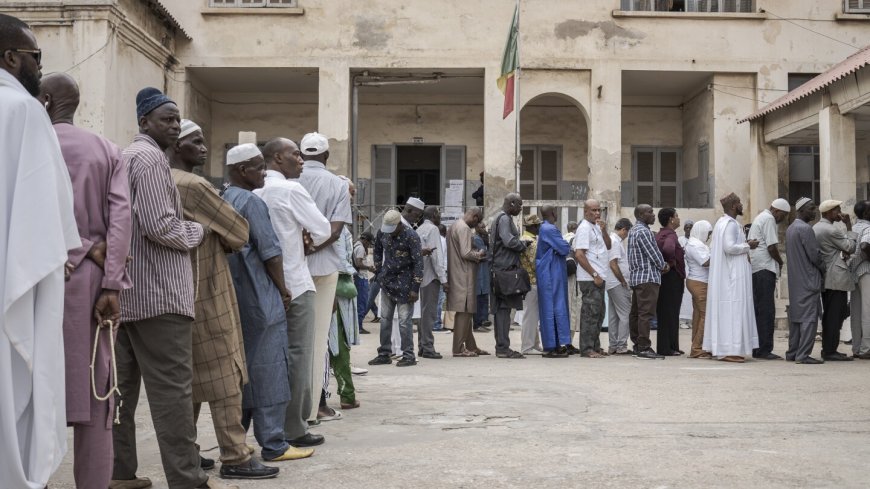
[771,198,791,213]
[406,197,425,210]
[226,143,262,166]
[179,119,202,140]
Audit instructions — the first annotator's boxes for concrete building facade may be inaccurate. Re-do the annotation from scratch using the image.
[5,0,870,229]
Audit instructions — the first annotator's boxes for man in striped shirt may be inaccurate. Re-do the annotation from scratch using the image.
[627,204,669,360]
[112,88,231,489]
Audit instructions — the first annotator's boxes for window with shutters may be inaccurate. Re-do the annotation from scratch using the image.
[632,147,683,207]
[620,0,753,12]
[519,145,562,201]
[209,0,297,7]
[846,0,870,13]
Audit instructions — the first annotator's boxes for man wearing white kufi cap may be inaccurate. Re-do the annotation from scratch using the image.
[223,144,312,462]
[170,129,281,478]
[747,197,790,360]
[813,199,858,361]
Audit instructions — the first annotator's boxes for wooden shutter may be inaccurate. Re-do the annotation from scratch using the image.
[848,1,870,13]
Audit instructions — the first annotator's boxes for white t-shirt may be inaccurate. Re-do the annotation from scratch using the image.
[684,239,711,283]
[748,209,779,275]
[605,233,629,290]
[573,219,609,282]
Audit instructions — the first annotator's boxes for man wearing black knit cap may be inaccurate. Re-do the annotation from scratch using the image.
[110,88,236,489]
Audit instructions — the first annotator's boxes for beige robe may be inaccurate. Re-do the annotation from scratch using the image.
[446,220,479,313]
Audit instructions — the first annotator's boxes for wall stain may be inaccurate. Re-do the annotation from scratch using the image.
[762,21,781,44]
[554,20,643,42]
[353,18,391,49]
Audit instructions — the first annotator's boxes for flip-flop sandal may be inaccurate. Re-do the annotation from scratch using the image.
[318,408,343,422]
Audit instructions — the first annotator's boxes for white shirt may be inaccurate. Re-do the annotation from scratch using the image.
[440,235,448,274]
[684,238,711,283]
[605,233,629,290]
[296,161,353,276]
[255,170,331,299]
[573,219,609,282]
[748,209,780,275]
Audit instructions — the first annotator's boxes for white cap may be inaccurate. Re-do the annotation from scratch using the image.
[226,143,262,166]
[771,198,791,213]
[179,119,201,140]
[795,197,812,211]
[300,132,329,156]
[406,197,425,210]
[381,209,401,234]
[819,199,842,213]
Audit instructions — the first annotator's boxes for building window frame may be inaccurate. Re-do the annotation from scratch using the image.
[845,0,870,14]
[208,0,298,7]
[519,145,563,201]
[631,146,683,208]
[619,0,753,12]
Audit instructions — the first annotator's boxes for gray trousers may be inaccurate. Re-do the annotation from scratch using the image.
[113,314,208,489]
[492,295,514,354]
[378,294,416,360]
[607,285,631,351]
[418,281,440,355]
[786,320,817,362]
[520,285,541,352]
[578,281,605,354]
[850,275,870,355]
[283,290,316,440]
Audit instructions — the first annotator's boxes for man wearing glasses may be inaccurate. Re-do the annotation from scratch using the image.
[1,13,82,489]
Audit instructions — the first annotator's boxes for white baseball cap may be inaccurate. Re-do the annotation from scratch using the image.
[300,132,329,156]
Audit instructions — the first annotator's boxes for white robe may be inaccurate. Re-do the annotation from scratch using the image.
[703,215,759,357]
[0,70,80,489]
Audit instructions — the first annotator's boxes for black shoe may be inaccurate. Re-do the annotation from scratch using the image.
[758,353,783,360]
[822,353,853,361]
[496,350,525,359]
[473,326,491,332]
[219,458,279,480]
[200,455,215,470]
[635,348,665,360]
[564,344,581,355]
[396,358,418,367]
[367,355,392,365]
[855,352,870,360]
[420,352,443,359]
[482,320,492,327]
[359,326,370,334]
[543,348,569,358]
[288,433,325,447]
[796,357,824,364]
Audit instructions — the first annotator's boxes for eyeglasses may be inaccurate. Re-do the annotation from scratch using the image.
[8,48,41,65]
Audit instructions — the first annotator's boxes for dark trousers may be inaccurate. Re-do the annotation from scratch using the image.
[418,280,440,354]
[821,289,849,356]
[113,314,208,489]
[752,270,777,357]
[492,295,514,354]
[366,278,380,318]
[656,271,683,355]
[354,275,369,326]
[630,283,660,351]
[474,293,489,327]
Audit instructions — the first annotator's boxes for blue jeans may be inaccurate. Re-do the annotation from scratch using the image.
[434,288,445,330]
[377,294,415,360]
[366,279,380,318]
[354,275,369,326]
[474,293,489,327]
[241,402,290,460]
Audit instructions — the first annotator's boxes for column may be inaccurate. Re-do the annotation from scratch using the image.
[748,121,780,218]
[318,63,351,176]
[711,74,754,209]
[819,104,857,208]
[483,65,518,219]
[587,64,621,222]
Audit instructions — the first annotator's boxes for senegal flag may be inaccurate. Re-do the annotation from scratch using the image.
[497,4,519,119]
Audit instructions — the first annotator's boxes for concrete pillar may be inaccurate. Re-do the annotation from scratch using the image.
[711,74,754,211]
[318,63,351,176]
[68,20,113,136]
[483,65,518,220]
[748,121,780,218]
[819,105,857,208]
[587,65,621,222]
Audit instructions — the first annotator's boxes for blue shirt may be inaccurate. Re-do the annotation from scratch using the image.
[627,220,666,287]
[374,224,424,303]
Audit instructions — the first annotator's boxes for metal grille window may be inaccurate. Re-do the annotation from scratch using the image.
[846,0,870,13]
[621,0,753,12]
[209,0,298,7]
[632,147,682,207]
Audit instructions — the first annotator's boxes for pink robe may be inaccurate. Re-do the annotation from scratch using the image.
[55,122,132,426]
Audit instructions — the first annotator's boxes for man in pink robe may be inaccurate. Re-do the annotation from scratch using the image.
[41,73,133,489]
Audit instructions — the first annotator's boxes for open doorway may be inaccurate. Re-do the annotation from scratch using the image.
[396,145,441,205]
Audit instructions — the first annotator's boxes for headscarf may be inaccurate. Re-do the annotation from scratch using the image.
[688,219,712,247]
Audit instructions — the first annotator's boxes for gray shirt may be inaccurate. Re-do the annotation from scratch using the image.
[417,219,447,286]
[813,218,858,292]
[850,219,870,280]
[491,211,526,271]
[748,209,780,275]
[296,160,353,276]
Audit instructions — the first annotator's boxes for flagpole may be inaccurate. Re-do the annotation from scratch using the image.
[514,0,521,193]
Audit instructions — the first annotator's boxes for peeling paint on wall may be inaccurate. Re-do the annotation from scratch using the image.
[763,21,781,44]
[353,18,391,49]
[554,20,643,42]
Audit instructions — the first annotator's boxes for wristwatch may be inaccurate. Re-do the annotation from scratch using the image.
[592,272,599,278]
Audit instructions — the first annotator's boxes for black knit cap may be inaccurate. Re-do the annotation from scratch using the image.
[136,87,175,119]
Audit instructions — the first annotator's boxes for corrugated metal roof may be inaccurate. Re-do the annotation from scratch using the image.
[147,0,191,40]
[740,44,870,123]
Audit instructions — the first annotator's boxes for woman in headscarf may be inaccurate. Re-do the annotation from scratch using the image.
[685,220,713,358]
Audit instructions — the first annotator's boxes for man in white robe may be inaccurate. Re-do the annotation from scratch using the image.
[0,14,80,489]
[704,193,759,362]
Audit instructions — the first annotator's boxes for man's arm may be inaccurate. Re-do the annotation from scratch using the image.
[610,258,627,287]
[497,215,526,252]
[246,198,291,304]
[289,185,332,247]
[409,233,424,301]
[543,225,572,257]
[134,164,204,250]
[640,229,667,270]
[265,255,292,307]
[373,232,384,276]
[722,220,751,256]
[425,225,448,283]
[191,179,249,252]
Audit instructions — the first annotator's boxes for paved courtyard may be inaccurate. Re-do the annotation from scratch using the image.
[50,327,870,489]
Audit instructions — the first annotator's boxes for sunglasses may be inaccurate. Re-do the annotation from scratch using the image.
[8,48,41,65]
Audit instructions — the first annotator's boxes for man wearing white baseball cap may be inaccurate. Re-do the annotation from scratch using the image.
[296,132,354,423]
[813,199,858,361]
[747,198,790,360]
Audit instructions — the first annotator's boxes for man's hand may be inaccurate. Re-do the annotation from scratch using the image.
[88,241,108,269]
[64,261,75,281]
[661,263,670,274]
[94,289,121,326]
[747,239,760,250]
[597,219,608,233]
[421,247,434,256]
[408,291,419,302]
[442,283,450,294]
[593,275,604,288]
[302,230,316,255]
[620,279,628,288]
[281,292,293,311]
[842,213,852,231]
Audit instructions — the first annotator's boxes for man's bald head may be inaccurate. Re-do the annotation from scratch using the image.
[39,72,80,124]
[541,204,556,223]
[503,192,523,216]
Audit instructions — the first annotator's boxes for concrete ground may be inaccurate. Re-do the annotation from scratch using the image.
[49,326,870,489]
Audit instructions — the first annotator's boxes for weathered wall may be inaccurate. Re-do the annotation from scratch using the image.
[682,85,715,208]
[520,105,589,181]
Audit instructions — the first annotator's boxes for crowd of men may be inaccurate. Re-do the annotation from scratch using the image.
[2,13,870,489]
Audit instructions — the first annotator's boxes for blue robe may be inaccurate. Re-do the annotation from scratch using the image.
[536,221,572,350]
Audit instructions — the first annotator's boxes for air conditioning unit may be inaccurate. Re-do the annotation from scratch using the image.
[846,0,870,13]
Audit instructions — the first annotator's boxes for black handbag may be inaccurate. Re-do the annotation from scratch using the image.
[493,268,531,297]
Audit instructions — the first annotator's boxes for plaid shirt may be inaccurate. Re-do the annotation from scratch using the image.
[627,220,665,287]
